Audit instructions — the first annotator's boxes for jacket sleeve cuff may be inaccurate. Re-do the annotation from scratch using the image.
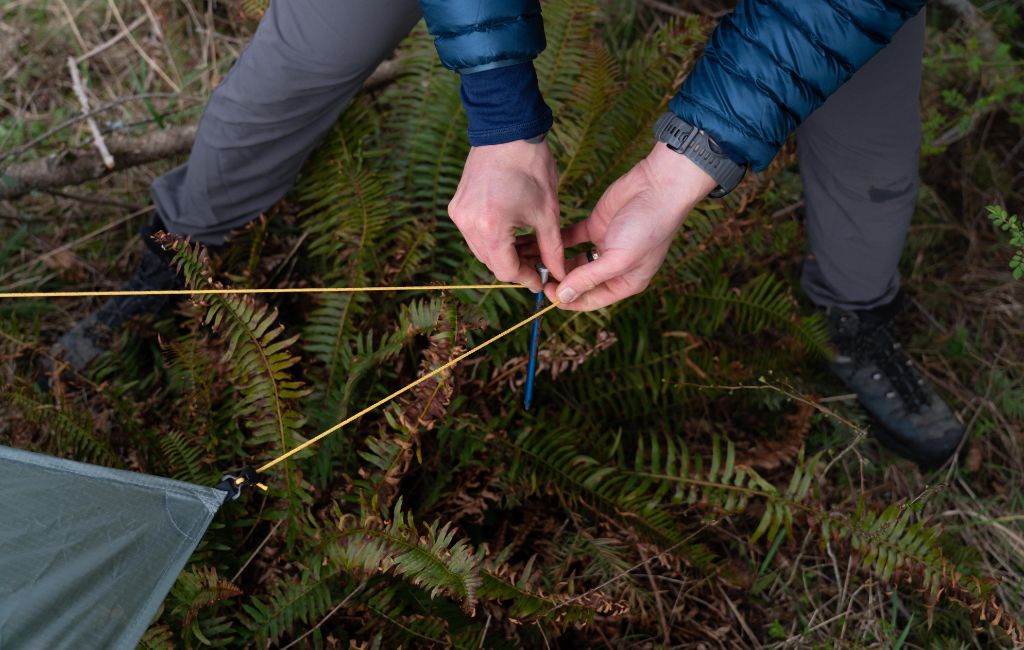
[460,62,553,146]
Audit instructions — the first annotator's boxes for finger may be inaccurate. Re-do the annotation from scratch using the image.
[489,241,541,292]
[521,220,599,258]
[462,235,491,272]
[533,212,567,281]
[550,251,630,305]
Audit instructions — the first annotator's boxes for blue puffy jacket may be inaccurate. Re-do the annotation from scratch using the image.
[419,0,927,170]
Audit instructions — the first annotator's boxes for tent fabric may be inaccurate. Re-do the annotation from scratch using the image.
[0,445,225,650]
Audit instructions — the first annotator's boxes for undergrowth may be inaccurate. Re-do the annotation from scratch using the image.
[1,0,1023,647]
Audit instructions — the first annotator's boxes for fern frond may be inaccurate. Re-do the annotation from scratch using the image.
[137,625,175,650]
[535,0,597,112]
[160,331,220,433]
[554,38,621,199]
[239,0,267,19]
[495,422,717,568]
[329,499,602,625]
[169,566,243,629]
[159,236,310,459]
[243,566,336,647]
[988,206,1024,280]
[331,498,482,613]
[685,272,832,357]
[1,386,119,466]
[297,101,398,278]
[382,27,467,222]
[581,17,708,203]
[158,430,209,484]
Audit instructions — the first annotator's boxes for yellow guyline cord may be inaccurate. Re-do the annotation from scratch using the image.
[247,300,561,484]
[0,282,556,489]
[0,284,521,299]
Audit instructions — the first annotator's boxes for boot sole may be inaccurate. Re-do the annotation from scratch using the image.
[864,416,964,469]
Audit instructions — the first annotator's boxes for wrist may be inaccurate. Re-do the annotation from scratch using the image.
[643,143,719,206]
[467,138,553,175]
[653,111,747,197]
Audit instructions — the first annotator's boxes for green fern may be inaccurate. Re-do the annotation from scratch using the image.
[296,102,396,278]
[160,236,309,453]
[328,499,600,625]
[535,0,597,112]
[492,420,717,568]
[332,499,483,611]
[158,430,209,484]
[685,272,832,357]
[156,235,311,518]
[1,386,119,466]
[243,566,337,646]
[137,625,175,650]
[172,565,245,630]
[988,206,1024,280]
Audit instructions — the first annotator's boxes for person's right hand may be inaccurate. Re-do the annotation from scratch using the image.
[447,139,565,292]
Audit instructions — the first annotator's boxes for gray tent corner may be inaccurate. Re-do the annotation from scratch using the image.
[0,444,226,650]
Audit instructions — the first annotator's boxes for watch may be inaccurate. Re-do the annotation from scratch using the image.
[653,112,747,198]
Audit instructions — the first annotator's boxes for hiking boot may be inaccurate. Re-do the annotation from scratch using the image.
[50,220,181,371]
[827,295,965,467]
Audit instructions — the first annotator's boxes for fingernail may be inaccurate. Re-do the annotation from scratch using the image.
[557,287,577,303]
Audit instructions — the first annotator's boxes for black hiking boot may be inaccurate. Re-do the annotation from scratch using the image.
[827,295,965,467]
[50,219,181,371]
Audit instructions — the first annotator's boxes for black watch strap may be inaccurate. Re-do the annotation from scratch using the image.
[653,112,747,198]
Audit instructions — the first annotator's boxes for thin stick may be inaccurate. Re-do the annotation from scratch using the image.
[66,57,114,170]
[230,520,283,583]
[106,0,180,92]
[56,0,88,53]
[138,0,182,86]
[0,92,178,164]
[638,545,672,647]
[0,283,522,299]
[75,15,147,64]
[640,0,695,18]
[0,207,151,284]
[41,188,143,210]
[279,581,369,650]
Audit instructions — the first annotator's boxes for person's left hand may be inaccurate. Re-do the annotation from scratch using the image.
[543,143,719,311]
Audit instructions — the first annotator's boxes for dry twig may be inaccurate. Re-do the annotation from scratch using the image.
[66,56,115,171]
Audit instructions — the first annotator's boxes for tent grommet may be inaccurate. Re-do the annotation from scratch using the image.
[215,465,265,501]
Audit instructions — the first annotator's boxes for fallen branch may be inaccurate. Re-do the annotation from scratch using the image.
[0,58,402,202]
[0,125,197,201]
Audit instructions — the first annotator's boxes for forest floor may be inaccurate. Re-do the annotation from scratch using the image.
[2,1,1023,648]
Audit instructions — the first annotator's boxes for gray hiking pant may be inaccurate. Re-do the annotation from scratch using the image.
[150,3,925,312]
[150,0,422,243]
[797,12,926,311]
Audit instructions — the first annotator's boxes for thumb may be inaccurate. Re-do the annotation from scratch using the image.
[549,251,628,304]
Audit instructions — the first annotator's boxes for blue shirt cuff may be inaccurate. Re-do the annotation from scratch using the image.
[460,62,553,146]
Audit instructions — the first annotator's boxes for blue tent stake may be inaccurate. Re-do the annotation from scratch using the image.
[524,264,549,410]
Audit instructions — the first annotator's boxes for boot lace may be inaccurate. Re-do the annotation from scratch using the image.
[853,321,929,413]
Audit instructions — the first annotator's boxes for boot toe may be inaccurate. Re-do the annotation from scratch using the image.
[51,313,108,371]
[883,417,965,468]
